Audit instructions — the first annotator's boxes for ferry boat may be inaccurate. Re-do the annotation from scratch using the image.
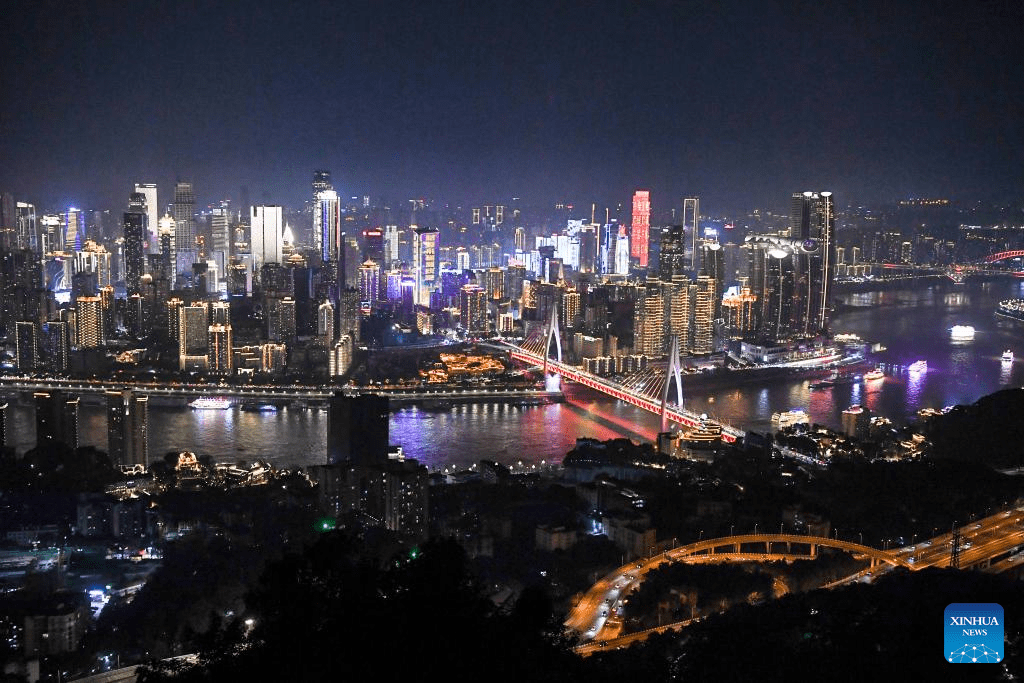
[907,360,928,373]
[949,324,975,340]
[864,368,885,381]
[188,397,233,410]
[1002,350,1014,363]
[996,299,1024,322]
[771,409,810,429]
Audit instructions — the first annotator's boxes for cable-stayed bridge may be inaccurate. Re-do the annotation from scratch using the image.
[505,308,743,443]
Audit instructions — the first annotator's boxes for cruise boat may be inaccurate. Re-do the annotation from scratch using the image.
[996,299,1024,322]
[908,360,928,373]
[1002,350,1014,363]
[949,324,975,340]
[771,409,810,429]
[864,368,885,380]
[188,397,233,410]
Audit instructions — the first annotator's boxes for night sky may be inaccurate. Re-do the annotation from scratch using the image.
[1,0,1021,213]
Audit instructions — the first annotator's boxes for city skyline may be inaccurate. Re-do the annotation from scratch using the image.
[1,1,1022,213]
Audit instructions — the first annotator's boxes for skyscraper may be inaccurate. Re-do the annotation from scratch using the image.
[683,197,700,270]
[789,191,835,337]
[251,205,283,276]
[133,183,159,252]
[314,189,340,264]
[35,391,79,450]
[413,226,439,307]
[173,182,196,282]
[633,283,664,356]
[123,199,147,296]
[327,393,389,465]
[459,284,487,335]
[179,302,209,371]
[16,321,38,371]
[630,190,651,268]
[659,225,688,284]
[107,390,148,468]
[74,296,104,348]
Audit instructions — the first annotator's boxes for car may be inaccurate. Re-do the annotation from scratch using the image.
[963,541,972,549]
[908,556,916,564]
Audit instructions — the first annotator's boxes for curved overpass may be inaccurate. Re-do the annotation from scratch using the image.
[567,533,904,640]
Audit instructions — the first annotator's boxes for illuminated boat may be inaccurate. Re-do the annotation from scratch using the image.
[996,299,1024,322]
[1002,350,1014,363]
[949,324,975,340]
[864,368,884,381]
[188,397,233,410]
[771,409,809,429]
[908,360,927,373]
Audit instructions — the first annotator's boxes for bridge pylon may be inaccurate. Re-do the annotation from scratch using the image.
[660,334,684,428]
[542,305,562,387]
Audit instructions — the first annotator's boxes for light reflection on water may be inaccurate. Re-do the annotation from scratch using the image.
[3,280,1024,470]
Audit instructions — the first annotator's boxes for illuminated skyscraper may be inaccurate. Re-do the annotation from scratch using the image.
[659,226,687,284]
[359,260,381,311]
[683,197,700,270]
[692,274,715,354]
[413,226,439,306]
[62,208,86,252]
[251,205,283,276]
[123,199,147,295]
[788,191,835,337]
[16,321,38,370]
[314,189,340,263]
[173,182,196,282]
[208,323,233,374]
[633,283,664,356]
[133,183,159,252]
[459,284,487,335]
[74,296,104,348]
[16,202,37,252]
[318,300,335,342]
[630,190,651,268]
[179,302,209,370]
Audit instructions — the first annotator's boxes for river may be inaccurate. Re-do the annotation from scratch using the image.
[5,279,1024,470]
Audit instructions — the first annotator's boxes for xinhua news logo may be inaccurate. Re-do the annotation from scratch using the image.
[945,603,1003,663]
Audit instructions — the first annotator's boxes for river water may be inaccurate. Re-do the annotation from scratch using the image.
[6,279,1024,470]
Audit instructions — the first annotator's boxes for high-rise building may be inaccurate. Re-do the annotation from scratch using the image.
[43,321,70,372]
[633,284,664,356]
[179,302,209,370]
[315,189,340,264]
[62,208,86,253]
[615,227,630,275]
[384,224,399,265]
[251,205,283,276]
[459,284,487,335]
[123,202,147,296]
[692,274,716,354]
[330,335,353,377]
[173,182,196,282]
[630,190,651,268]
[327,393,389,465]
[133,183,159,252]
[699,241,725,319]
[683,197,700,270]
[413,227,439,307]
[16,202,37,252]
[74,296,104,348]
[788,191,835,337]
[663,282,691,352]
[107,390,148,468]
[659,225,688,284]
[317,300,335,342]
[34,391,78,450]
[358,260,381,312]
[16,321,38,370]
[208,324,233,374]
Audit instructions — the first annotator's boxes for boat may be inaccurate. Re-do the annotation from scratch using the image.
[808,379,833,389]
[949,324,975,340]
[864,368,885,381]
[188,397,233,410]
[240,403,278,412]
[771,409,810,429]
[996,299,1024,322]
[908,360,927,373]
[1002,350,1014,363]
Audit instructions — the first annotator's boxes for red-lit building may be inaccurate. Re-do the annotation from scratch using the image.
[630,190,651,268]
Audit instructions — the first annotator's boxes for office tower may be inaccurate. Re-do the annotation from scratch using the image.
[62,208,86,252]
[123,202,147,296]
[330,335,353,376]
[630,190,651,268]
[35,391,78,450]
[413,226,439,307]
[760,246,796,342]
[633,283,664,356]
[692,274,715,354]
[75,296,104,348]
[327,393,389,465]
[315,188,340,263]
[267,296,296,344]
[362,228,384,264]
[683,197,700,270]
[700,241,725,319]
[318,300,335,342]
[251,205,283,276]
[173,181,196,254]
[208,324,233,374]
[133,183,159,252]
[358,260,381,311]
[615,228,630,275]
[338,288,360,342]
[210,205,231,285]
[384,224,399,265]
[788,191,835,337]
[312,169,332,198]
[179,302,209,370]
[16,321,38,370]
[15,202,37,251]
[157,214,176,280]
[659,225,687,284]
[459,284,487,335]
[107,390,149,468]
